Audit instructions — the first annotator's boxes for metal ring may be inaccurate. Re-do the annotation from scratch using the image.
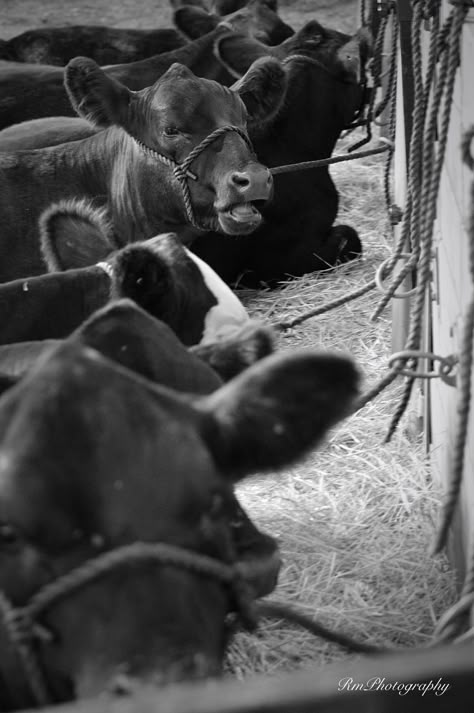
[375,253,418,298]
[388,350,458,384]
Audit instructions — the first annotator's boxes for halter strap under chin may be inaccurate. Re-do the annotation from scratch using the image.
[131,125,255,232]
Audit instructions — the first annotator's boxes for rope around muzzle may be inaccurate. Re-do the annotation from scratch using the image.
[0,541,263,707]
[0,539,392,708]
[132,125,255,232]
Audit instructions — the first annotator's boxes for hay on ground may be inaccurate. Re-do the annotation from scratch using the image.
[225,133,458,679]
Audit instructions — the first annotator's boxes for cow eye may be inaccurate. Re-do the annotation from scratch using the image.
[0,523,20,547]
[163,126,181,138]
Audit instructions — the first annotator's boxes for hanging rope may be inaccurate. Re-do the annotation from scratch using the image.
[354,2,468,429]
[384,2,468,441]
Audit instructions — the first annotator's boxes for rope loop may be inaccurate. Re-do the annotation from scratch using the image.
[375,253,418,298]
[388,350,458,383]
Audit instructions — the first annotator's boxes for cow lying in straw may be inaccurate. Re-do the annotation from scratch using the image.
[0,20,370,286]
[0,0,291,67]
[0,298,359,705]
[0,57,285,282]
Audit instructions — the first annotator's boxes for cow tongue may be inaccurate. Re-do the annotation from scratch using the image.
[229,203,260,222]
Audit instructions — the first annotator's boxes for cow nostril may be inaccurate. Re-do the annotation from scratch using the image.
[231,172,251,189]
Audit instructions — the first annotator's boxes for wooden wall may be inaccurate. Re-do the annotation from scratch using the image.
[428,5,474,587]
[390,1,474,595]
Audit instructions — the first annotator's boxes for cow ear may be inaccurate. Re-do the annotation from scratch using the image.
[64,57,134,128]
[337,29,373,83]
[39,199,115,271]
[197,351,360,480]
[174,6,218,39]
[110,244,173,315]
[232,57,287,125]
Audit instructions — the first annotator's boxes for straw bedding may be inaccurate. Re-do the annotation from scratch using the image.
[226,133,458,677]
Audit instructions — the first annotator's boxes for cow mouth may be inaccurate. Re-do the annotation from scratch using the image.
[218,201,264,235]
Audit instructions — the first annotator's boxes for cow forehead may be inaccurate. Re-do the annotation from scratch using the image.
[150,70,246,125]
[185,250,250,343]
[0,346,223,547]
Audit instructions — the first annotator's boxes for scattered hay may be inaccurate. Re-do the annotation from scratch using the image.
[225,132,458,678]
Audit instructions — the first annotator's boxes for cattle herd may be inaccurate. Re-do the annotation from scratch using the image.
[0,0,372,707]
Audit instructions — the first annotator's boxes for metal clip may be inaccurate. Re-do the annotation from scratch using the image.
[388,350,458,385]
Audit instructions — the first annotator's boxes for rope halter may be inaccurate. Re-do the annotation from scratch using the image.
[0,540,267,708]
[131,125,255,232]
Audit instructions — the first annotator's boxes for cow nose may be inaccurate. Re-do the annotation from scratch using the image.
[231,171,252,189]
[229,166,273,199]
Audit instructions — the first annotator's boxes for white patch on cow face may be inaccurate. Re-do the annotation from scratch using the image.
[185,250,250,345]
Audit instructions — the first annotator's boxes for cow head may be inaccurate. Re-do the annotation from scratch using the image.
[39,198,250,345]
[0,336,359,702]
[65,57,288,236]
[174,0,293,45]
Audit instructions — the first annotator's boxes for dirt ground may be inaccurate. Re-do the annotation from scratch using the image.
[0,0,359,39]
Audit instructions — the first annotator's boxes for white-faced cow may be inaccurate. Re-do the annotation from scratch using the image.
[0,313,359,704]
[0,57,285,283]
[0,200,250,345]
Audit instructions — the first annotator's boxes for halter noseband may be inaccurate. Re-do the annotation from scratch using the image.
[0,540,270,707]
[132,125,255,232]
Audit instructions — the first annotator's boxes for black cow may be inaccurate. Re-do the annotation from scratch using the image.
[0,24,281,128]
[0,26,187,67]
[0,117,98,152]
[191,21,372,285]
[0,57,284,282]
[0,21,370,286]
[0,0,291,67]
[174,1,293,45]
[0,200,250,345]
[0,299,273,392]
[0,315,360,702]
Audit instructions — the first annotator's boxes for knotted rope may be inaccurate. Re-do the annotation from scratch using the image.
[133,125,254,232]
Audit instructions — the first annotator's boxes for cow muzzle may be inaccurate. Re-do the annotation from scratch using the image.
[217,165,273,236]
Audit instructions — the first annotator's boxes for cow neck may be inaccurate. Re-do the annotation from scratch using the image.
[110,28,235,88]
[253,58,364,167]
[0,268,111,346]
[109,128,191,240]
[58,131,113,200]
